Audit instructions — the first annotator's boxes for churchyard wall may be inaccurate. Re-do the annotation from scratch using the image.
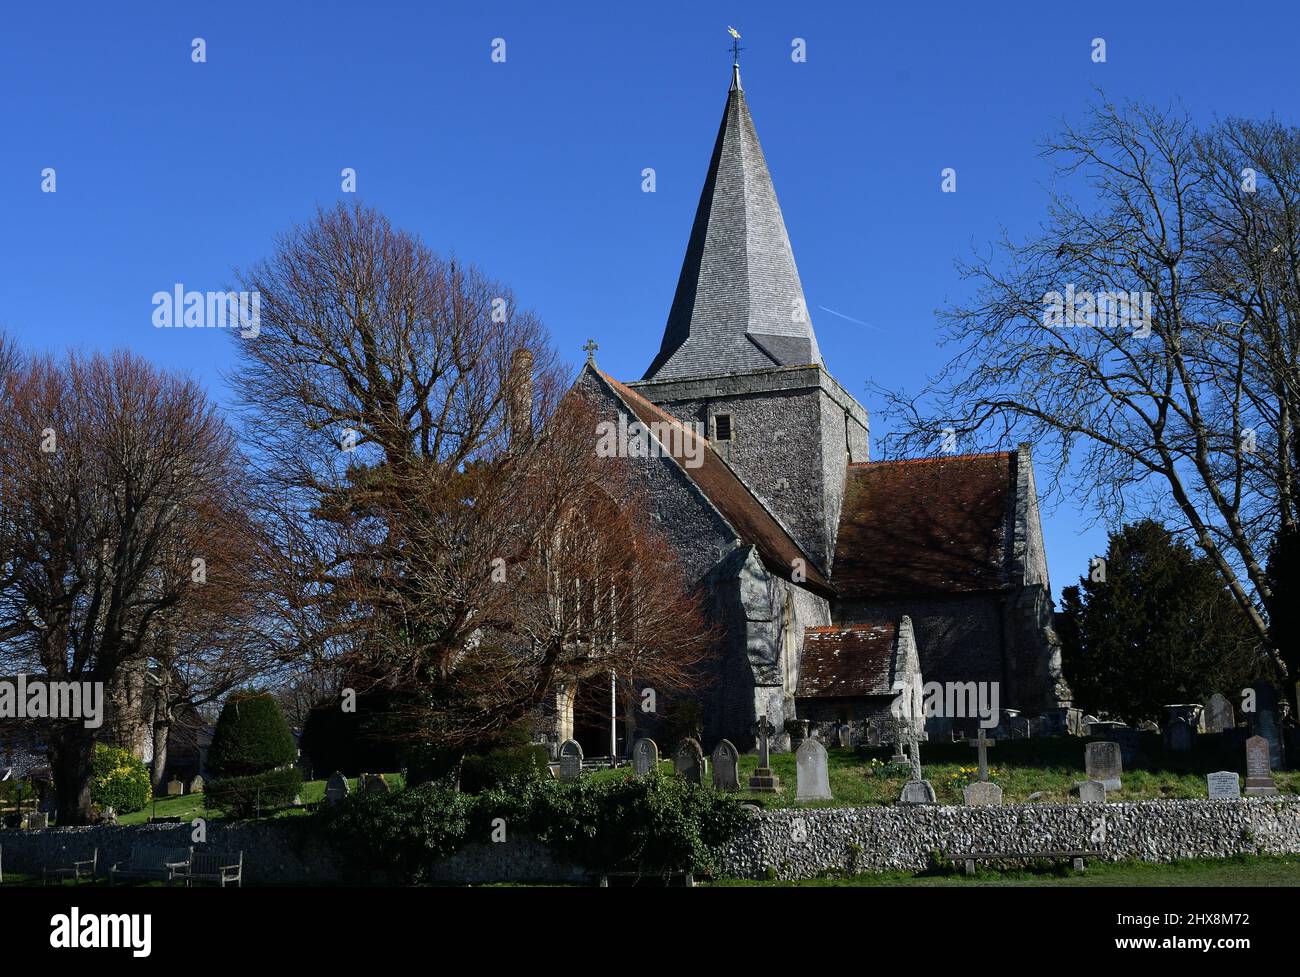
[7,798,1300,884]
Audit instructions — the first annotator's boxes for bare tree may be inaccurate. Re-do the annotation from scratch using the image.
[875,98,1300,677]
[0,350,256,822]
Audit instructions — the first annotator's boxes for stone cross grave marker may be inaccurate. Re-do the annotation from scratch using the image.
[559,739,584,782]
[963,781,1002,806]
[673,738,705,784]
[711,739,740,791]
[1244,735,1279,796]
[1205,693,1234,733]
[795,738,831,802]
[966,727,996,782]
[324,771,349,805]
[748,716,781,792]
[1076,780,1106,804]
[631,738,658,777]
[1206,770,1241,800]
[1084,741,1122,791]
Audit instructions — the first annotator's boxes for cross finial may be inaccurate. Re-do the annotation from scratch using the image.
[727,26,743,64]
[582,338,598,365]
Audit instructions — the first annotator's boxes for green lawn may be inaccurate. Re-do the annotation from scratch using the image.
[709,853,1300,886]
[114,773,405,825]
[589,738,1300,808]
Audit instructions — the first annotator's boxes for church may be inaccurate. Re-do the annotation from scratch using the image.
[564,63,1071,756]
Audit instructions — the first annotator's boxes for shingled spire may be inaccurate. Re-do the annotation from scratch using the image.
[642,65,822,382]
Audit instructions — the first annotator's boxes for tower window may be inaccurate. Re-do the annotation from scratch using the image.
[713,413,733,442]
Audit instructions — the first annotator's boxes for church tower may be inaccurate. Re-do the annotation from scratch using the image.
[630,63,869,573]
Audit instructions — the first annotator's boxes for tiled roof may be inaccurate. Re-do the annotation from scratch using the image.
[594,368,832,594]
[797,623,898,698]
[642,66,822,382]
[832,453,1014,598]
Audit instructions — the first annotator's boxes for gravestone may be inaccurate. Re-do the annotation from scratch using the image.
[899,780,937,804]
[963,781,1002,806]
[1076,780,1106,804]
[1244,735,1279,796]
[188,775,204,794]
[360,772,389,794]
[966,728,996,782]
[837,726,852,748]
[1081,715,1099,734]
[166,778,184,796]
[324,771,349,805]
[559,739,584,782]
[1084,741,1123,791]
[795,738,831,802]
[1205,693,1234,733]
[1248,683,1285,770]
[747,717,781,792]
[711,739,740,791]
[1206,770,1241,800]
[673,738,704,785]
[1164,717,1194,753]
[631,738,659,777]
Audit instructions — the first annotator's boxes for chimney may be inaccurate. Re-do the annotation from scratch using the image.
[508,348,534,450]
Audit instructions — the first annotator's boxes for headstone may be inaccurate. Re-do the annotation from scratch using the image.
[673,738,704,785]
[711,739,740,791]
[794,739,831,801]
[166,778,184,796]
[1248,683,1285,770]
[963,781,1002,806]
[188,775,204,794]
[360,772,389,794]
[1205,693,1234,733]
[1081,715,1099,734]
[558,739,584,782]
[1206,771,1241,800]
[747,717,781,792]
[1244,735,1279,796]
[631,738,659,777]
[1164,717,1194,752]
[1076,780,1106,804]
[899,780,937,805]
[324,771,349,805]
[1084,741,1122,791]
[966,728,996,782]
[837,725,852,748]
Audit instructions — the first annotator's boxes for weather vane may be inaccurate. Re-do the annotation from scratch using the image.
[727,26,743,64]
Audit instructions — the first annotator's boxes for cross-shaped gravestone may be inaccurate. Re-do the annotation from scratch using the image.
[748,715,781,793]
[966,728,996,782]
[754,715,775,768]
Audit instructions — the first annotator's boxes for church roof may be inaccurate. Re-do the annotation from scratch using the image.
[798,624,899,698]
[641,65,822,382]
[832,452,1015,599]
[591,366,832,594]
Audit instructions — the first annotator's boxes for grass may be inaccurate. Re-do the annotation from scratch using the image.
[113,773,406,826]
[588,737,1300,808]
[707,853,1300,887]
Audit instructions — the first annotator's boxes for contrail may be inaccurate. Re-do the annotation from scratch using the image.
[817,305,884,331]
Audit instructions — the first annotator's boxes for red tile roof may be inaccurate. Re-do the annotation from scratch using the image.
[594,368,832,594]
[797,623,898,698]
[832,453,1013,599]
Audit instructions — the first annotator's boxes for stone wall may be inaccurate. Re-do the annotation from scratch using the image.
[718,798,1300,880]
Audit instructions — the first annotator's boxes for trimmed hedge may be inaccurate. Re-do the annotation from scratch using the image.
[459,743,551,793]
[91,744,152,814]
[209,691,297,778]
[204,766,304,819]
[320,773,751,882]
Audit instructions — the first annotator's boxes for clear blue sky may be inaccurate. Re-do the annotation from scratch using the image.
[2,1,1297,599]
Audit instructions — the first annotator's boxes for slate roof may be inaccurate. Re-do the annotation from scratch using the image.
[797,624,898,699]
[592,367,832,594]
[832,452,1015,599]
[642,65,822,382]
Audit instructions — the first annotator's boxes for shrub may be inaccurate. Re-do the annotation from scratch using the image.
[299,693,402,777]
[91,744,151,814]
[459,743,550,793]
[209,690,297,778]
[204,766,303,819]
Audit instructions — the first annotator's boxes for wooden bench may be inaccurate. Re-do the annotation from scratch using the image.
[109,844,192,885]
[43,848,97,885]
[947,849,1103,875]
[180,850,243,888]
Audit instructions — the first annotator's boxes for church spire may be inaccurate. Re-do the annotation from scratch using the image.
[642,59,821,383]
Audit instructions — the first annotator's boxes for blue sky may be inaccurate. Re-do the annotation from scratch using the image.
[2,0,1297,599]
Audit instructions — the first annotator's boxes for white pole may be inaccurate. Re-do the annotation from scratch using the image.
[610,669,617,767]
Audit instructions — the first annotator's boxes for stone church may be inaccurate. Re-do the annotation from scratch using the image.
[564,64,1070,756]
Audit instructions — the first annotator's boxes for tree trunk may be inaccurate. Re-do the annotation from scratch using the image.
[48,729,96,826]
[151,719,171,790]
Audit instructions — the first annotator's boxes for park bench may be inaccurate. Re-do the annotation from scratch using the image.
[109,844,192,885]
[180,849,243,887]
[946,849,1103,875]
[42,848,97,885]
